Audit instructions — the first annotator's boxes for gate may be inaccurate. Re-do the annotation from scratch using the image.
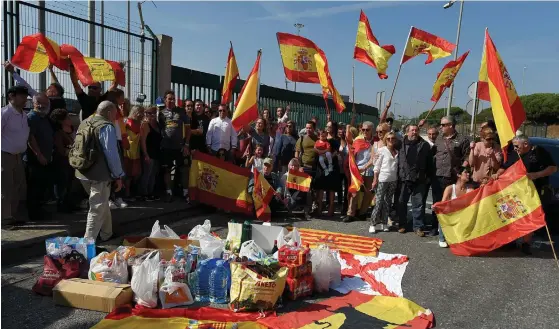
[2,1,158,112]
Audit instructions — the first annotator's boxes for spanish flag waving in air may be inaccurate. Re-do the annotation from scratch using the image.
[314,50,346,113]
[221,41,239,104]
[61,44,126,87]
[11,33,63,72]
[231,50,261,131]
[353,10,396,79]
[431,51,469,102]
[286,169,312,192]
[276,32,321,83]
[401,27,455,65]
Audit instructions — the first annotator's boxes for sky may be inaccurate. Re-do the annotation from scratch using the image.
[11,1,559,118]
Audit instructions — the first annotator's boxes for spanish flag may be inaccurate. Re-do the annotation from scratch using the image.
[431,51,470,102]
[11,33,63,72]
[221,42,239,104]
[353,10,395,79]
[432,160,546,257]
[61,44,125,87]
[482,29,526,146]
[258,291,434,329]
[348,149,364,195]
[314,51,346,113]
[189,151,253,215]
[92,305,267,329]
[252,167,275,222]
[298,228,382,256]
[276,32,320,83]
[286,169,312,192]
[401,27,455,65]
[231,50,261,131]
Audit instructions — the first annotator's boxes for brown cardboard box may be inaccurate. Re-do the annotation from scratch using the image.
[133,237,199,260]
[53,278,133,313]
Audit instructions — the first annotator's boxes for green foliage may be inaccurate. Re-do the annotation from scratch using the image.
[417,106,471,123]
[477,93,559,124]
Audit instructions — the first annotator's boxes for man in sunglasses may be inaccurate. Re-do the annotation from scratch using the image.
[190,99,210,154]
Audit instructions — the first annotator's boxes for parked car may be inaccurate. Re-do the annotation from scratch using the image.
[530,137,559,234]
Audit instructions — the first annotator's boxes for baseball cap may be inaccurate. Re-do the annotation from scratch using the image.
[155,96,164,108]
[7,85,29,96]
[263,158,273,166]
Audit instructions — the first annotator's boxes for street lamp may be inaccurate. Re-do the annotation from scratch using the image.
[522,66,527,95]
[293,23,304,92]
[443,0,464,117]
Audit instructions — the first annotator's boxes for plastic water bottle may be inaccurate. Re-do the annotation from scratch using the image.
[194,259,211,302]
[209,260,231,303]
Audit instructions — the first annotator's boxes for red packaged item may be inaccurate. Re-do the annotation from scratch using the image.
[283,261,312,279]
[285,274,314,300]
[278,244,310,266]
[32,251,86,296]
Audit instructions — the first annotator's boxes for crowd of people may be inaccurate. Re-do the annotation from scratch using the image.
[1,61,557,254]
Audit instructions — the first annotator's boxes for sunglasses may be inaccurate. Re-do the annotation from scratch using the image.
[441,123,452,127]
[513,145,520,149]
[361,128,371,132]
[386,137,395,141]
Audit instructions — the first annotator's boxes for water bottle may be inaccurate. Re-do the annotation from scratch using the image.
[84,237,96,262]
[209,260,231,303]
[194,259,211,302]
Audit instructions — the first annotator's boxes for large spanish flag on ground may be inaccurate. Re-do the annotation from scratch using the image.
[432,160,546,257]
[221,42,239,104]
[61,44,125,87]
[353,10,396,79]
[298,228,382,256]
[189,151,253,215]
[92,305,267,329]
[482,29,526,146]
[258,291,434,329]
[431,50,469,102]
[286,169,312,192]
[276,32,320,83]
[252,167,275,222]
[401,27,455,65]
[314,51,346,113]
[232,50,261,131]
[11,33,63,72]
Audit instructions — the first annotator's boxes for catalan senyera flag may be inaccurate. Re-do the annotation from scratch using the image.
[252,167,275,222]
[314,51,346,113]
[92,305,268,329]
[221,42,239,104]
[298,228,382,256]
[353,10,396,79]
[401,27,455,65]
[432,160,546,257]
[276,32,320,83]
[431,50,470,102]
[61,44,125,87]
[286,169,312,192]
[258,291,434,329]
[189,151,253,215]
[483,29,526,147]
[231,51,261,131]
[11,33,63,72]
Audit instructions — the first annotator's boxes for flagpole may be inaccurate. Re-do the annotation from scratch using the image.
[351,63,356,126]
[257,49,262,113]
[384,26,413,122]
[418,100,440,127]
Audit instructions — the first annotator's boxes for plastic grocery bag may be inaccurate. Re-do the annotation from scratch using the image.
[277,227,302,249]
[199,237,225,259]
[187,219,212,240]
[159,266,194,308]
[239,240,267,261]
[150,220,180,239]
[131,251,160,308]
[225,222,243,252]
[311,245,341,293]
[88,251,128,284]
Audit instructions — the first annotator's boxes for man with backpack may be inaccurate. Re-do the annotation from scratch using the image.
[70,101,124,242]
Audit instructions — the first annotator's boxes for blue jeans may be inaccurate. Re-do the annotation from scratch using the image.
[431,176,454,242]
[398,181,427,230]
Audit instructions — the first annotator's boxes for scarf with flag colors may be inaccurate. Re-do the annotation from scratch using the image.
[221,42,239,105]
[351,136,371,154]
[314,51,346,113]
[11,33,63,72]
[258,291,434,329]
[297,228,382,257]
[252,167,275,222]
[231,50,261,131]
[286,169,312,192]
[276,32,321,83]
[431,51,470,102]
[432,160,546,257]
[353,10,396,79]
[401,27,455,65]
[188,151,253,215]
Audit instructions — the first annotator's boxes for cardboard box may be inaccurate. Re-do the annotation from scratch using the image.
[133,237,199,260]
[53,278,133,313]
[285,274,314,300]
[282,261,312,279]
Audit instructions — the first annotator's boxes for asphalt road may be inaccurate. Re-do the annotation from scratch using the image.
[2,211,559,329]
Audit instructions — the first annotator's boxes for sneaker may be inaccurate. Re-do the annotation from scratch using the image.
[145,196,155,202]
[324,169,330,176]
[383,225,390,232]
[369,225,376,233]
[398,228,406,234]
[165,194,174,203]
[123,196,136,203]
[427,229,438,237]
[114,198,128,208]
[414,229,425,237]
[184,194,190,204]
[109,200,118,210]
[439,241,448,248]
[152,195,161,201]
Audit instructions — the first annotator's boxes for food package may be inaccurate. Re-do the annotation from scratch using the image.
[229,262,288,312]
[278,244,310,266]
[311,245,342,293]
[225,222,243,252]
[159,266,194,309]
[276,227,301,249]
[130,251,160,308]
[238,240,267,261]
[285,274,314,300]
[150,220,180,239]
[88,251,128,284]
[283,261,312,279]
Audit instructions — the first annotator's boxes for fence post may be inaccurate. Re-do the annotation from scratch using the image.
[37,1,47,91]
[156,34,173,98]
[88,0,95,57]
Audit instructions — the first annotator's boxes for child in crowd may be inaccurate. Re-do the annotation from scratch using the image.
[281,158,304,214]
[246,144,265,173]
[216,148,228,162]
[123,105,144,201]
[314,129,334,175]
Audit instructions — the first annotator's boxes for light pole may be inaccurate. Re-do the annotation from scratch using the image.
[443,0,464,117]
[294,23,304,92]
[522,66,527,95]
[416,100,426,119]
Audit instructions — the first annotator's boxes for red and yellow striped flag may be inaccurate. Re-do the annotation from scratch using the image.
[252,167,275,222]
[298,228,383,256]
[61,44,125,87]
[353,10,395,79]
[348,147,364,195]
[276,32,321,83]
[232,50,261,131]
[314,50,346,113]
[432,160,546,257]
[482,29,526,146]
[431,51,469,102]
[286,169,312,192]
[11,33,63,72]
[401,27,455,65]
[221,42,239,104]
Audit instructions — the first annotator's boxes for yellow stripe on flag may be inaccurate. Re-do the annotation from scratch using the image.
[278,44,319,73]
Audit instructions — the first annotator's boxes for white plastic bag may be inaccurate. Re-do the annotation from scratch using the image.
[311,245,341,293]
[150,220,180,239]
[159,266,194,308]
[199,237,225,259]
[187,219,212,240]
[131,251,160,308]
[88,251,128,284]
[239,240,267,261]
[277,227,302,249]
[225,222,243,252]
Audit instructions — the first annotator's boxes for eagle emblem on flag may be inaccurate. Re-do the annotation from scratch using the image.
[198,167,219,193]
[293,48,313,71]
[495,194,527,223]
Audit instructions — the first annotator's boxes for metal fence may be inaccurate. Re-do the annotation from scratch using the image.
[2,1,157,113]
[171,65,379,129]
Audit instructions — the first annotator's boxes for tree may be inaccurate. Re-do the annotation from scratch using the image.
[476,93,559,124]
[417,106,471,124]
